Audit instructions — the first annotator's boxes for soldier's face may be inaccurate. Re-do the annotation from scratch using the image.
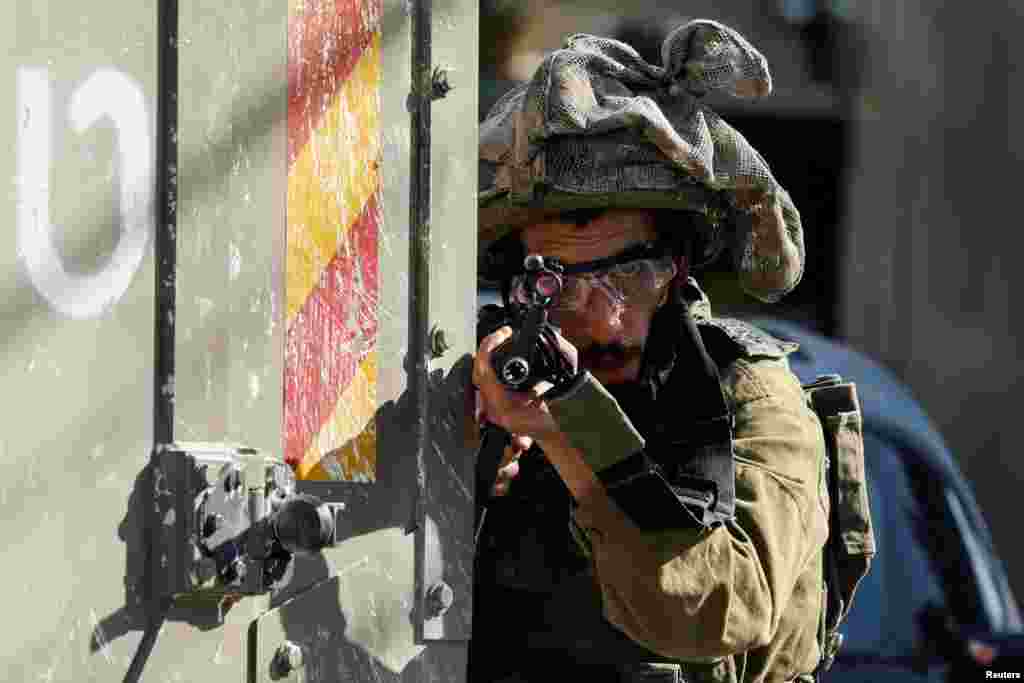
[520,209,673,387]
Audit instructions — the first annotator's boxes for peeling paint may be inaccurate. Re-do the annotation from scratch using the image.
[163,508,176,526]
[211,639,226,665]
[228,241,242,281]
[196,295,214,322]
[286,0,382,482]
[336,556,371,577]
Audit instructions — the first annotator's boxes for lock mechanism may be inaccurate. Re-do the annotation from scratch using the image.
[150,443,344,611]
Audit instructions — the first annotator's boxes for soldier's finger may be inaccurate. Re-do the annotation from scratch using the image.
[533,380,554,398]
[478,326,513,357]
[472,327,513,388]
[492,459,520,497]
[510,434,533,453]
[499,442,519,468]
[497,459,520,480]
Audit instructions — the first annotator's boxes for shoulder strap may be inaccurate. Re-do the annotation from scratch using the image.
[804,375,876,675]
[647,301,737,527]
[597,300,738,531]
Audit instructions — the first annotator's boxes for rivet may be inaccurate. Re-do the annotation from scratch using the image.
[424,580,454,619]
[429,325,451,358]
[431,66,453,100]
[272,641,303,676]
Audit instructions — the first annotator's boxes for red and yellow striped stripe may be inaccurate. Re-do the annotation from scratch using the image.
[285,0,382,480]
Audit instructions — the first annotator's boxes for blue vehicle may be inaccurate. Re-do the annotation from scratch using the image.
[753,317,1024,681]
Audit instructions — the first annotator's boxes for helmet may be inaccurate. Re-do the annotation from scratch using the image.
[478,19,805,303]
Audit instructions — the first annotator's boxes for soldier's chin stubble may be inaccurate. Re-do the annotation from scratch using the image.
[581,343,643,386]
[580,342,639,371]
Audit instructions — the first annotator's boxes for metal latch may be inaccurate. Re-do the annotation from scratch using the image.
[150,442,345,618]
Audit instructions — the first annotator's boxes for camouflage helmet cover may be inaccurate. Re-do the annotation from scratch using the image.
[479,19,805,303]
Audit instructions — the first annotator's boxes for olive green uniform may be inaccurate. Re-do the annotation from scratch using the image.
[471,292,829,683]
[574,347,828,682]
[472,18,844,683]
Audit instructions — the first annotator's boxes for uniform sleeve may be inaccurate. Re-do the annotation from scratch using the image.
[577,356,829,660]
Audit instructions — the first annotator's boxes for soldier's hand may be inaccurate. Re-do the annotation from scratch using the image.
[473,326,561,442]
[492,434,533,497]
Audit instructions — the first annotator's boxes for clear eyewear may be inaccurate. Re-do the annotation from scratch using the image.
[510,254,677,316]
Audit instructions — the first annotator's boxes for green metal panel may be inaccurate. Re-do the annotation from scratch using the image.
[251,530,421,682]
[420,0,480,643]
[1,1,282,680]
[1,0,477,679]
[174,0,286,473]
[2,3,164,681]
[135,0,289,678]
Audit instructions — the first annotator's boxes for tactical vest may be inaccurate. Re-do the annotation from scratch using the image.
[470,313,875,683]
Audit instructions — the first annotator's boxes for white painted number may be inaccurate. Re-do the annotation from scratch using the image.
[16,68,153,320]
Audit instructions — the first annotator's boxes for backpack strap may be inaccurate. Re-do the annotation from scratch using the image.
[803,375,877,676]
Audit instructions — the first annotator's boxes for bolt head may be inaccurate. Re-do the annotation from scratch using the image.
[431,67,453,99]
[273,641,304,675]
[425,580,454,619]
[224,468,242,493]
[202,513,225,538]
[429,326,451,358]
[221,556,247,585]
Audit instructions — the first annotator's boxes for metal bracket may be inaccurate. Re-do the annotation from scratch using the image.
[150,443,343,618]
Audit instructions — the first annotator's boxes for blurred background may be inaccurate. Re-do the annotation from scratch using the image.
[480,0,1023,607]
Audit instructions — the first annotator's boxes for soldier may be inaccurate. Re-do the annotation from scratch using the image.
[470,20,830,683]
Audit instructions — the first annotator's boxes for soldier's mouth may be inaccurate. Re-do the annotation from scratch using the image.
[586,353,627,371]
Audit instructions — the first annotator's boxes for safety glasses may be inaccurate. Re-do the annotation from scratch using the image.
[508,242,678,318]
